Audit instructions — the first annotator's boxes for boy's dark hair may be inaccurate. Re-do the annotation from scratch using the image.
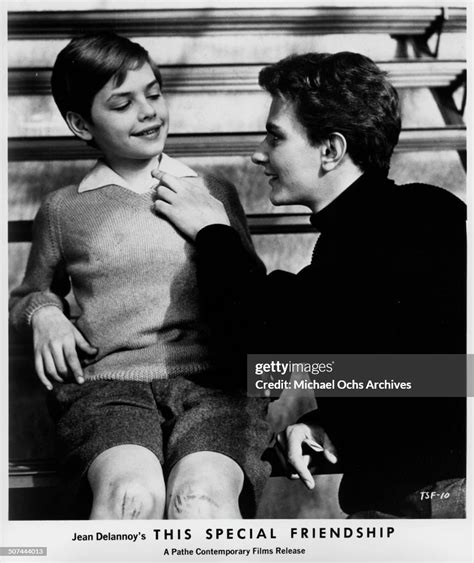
[51,32,162,123]
[259,52,401,175]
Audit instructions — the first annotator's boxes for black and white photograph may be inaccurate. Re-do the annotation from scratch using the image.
[1,1,472,561]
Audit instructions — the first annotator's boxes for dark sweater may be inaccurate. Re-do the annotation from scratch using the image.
[194,172,466,514]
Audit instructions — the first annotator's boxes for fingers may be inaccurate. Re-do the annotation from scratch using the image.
[153,170,207,195]
[305,424,338,464]
[72,330,98,384]
[34,351,53,391]
[155,184,176,204]
[153,177,183,219]
[324,450,338,464]
[34,334,96,388]
[73,327,98,356]
[305,438,324,453]
[277,423,338,490]
[322,438,338,464]
[34,324,64,388]
[31,311,95,387]
[289,454,311,480]
[51,334,83,384]
[151,169,164,182]
[151,170,178,192]
[286,428,315,490]
[35,344,86,387]
[278,428,315,488]
[305,436,337,471]
[154,199,174,222]
[50,342,69,379]
[64,348,85,384]
[42,349,64,383]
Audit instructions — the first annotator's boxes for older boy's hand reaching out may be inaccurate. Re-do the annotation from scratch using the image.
[277,422,338,490]
[31,306,97,390]
[152,170,230,240]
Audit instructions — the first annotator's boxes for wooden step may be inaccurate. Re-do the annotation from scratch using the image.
[8,127,467,162]
[9,460,58,489]
[8,6,466,40]
[8,60,466,96]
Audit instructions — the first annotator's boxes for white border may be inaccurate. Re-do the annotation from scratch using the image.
[1,1,473,562]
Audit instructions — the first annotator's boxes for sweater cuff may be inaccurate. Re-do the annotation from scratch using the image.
[25,296,65,327]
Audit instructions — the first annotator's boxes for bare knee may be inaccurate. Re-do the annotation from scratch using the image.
[167,481,238,519]
[87,445,165,520]
[91,477,165,519]
[167,452,244,519]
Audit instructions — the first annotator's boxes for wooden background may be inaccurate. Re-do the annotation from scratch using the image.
[7,2,466,519]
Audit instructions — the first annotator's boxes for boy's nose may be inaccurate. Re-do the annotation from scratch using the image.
[139,100,156,120]
[251,140,269,166]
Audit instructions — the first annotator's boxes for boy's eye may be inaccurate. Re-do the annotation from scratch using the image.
[147,92,161,100]
[267,134,281,146]
[112,101,131,111]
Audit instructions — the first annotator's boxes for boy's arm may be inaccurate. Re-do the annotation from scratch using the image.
[9,195,96,389]
[9,197,70,334]
[203,174,265,271]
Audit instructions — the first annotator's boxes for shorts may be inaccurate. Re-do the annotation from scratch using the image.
[48,374,273,518]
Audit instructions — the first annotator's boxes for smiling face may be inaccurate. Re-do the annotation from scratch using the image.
[251,95,324,210]
[82,62,169,168]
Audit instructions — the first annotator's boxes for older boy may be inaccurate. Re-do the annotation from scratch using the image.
[154,52,466,518]
[10,33,272,519]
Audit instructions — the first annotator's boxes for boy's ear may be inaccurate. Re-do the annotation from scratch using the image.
[320,133,348,171]
[65,111,93,142]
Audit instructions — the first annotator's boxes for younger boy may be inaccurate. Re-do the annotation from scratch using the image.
[9,32,272,519]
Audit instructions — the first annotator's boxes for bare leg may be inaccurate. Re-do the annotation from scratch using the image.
[167,451,244,519]
[88,444,166,519]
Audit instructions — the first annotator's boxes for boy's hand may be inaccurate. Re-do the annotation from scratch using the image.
[152,170,230,240]
[31,306,97,390]
[276,422,338,490]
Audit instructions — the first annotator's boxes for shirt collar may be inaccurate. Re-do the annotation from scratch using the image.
[78,153,198,194]
[159,153,198,178]
[310,171,390,232]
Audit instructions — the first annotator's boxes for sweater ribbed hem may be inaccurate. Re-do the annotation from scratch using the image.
[83,360,216,382]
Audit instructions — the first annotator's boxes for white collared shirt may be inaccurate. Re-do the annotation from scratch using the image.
[77,153,198,194]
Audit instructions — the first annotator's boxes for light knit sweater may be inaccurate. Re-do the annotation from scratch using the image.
[9,170,256,382]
